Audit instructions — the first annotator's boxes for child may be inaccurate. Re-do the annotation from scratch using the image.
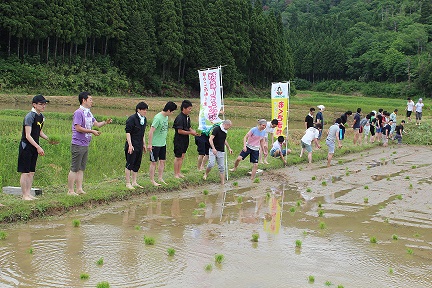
[270,136,291,165]
[394,120,405,144]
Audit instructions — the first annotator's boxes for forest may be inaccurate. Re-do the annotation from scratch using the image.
[0,0,431,98]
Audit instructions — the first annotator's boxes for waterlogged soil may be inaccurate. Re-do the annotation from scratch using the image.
[1,145,432,287]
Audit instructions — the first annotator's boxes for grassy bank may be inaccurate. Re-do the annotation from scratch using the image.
[0,93,430,223]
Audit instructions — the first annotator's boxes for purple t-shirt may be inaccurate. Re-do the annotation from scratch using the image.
[71,108,96,146]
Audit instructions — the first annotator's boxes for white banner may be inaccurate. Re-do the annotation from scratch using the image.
[198,68,223,131]
[271,82,289,99]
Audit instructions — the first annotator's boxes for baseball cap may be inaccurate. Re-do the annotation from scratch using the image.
[32,94,49,104]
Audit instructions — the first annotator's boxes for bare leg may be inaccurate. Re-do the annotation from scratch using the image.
[149,162,160,186]
[219,173,225,184]
[203,166,211,180]
[76,170,86,194]
[131,171,142,188]
[21,172,36,200]
[327,153,334,167]
[230,156,242,172]
[308,152,313,164]
[250,163,258,180]
[174,155,185,178]
[197,155,205,170]
[67,171,78,195]
[125,168,134,189]
[158,160,167,184]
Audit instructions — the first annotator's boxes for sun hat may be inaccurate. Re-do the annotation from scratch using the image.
[317,105,325,110]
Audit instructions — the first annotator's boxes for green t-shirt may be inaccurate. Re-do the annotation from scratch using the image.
[151,112,169,146]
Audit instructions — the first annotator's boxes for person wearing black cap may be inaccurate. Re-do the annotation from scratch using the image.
[17,94,50,200]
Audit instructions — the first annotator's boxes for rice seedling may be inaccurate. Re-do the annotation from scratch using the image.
[303,231,308,236]
[321,181,327,186]
[407,248,413,255]
[214,254,224,264]
[266,192,271,198]
[386,177,390,181]
[338,160,343,164]
[325,280,332,286]
[151,196,157,201]
[253,178,260,183]
[233,182,239,187]
[414,233,420,237]
[299,167,303,171]
[379,205,384,209]
[391,160,395,164]
[203,189,209,195]
[144,236,155,245]
[364,185,369,189]
[296,200,302,207]
[396,194,403,200]
[411,165,417,169]
[289,207,296,213]
[0,231,7,240]
[134,225,141,230]
[306,188,312,192]
[308,276,315,283]
[96,281,110,288]
[198,202,206,208]
[337,285,344,288]
[370,236,377,243]
[237,196,243,204]
[392,151,397,154]
[318,202,322,208]
[364,197,369,204]
[367,166,370,170]
[80,273,89,280]
[167,248,176,256]
[389,268,394,274]
[72,219,80,227]
[295,240,302,248]
[192,209,200,216]
[345,171,350,176]
[251,233,259,242]
[384,218,389,223]
[96,257,104,266]
[311,176,316,180]
[319,222,326,229]
[405,176,410,179]
[409,183,413,189]
[392,234,398,240]
[318,210,324,217]
[205,264,213,271]
[28,247,34,254]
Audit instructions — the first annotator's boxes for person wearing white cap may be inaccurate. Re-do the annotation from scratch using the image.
[406,98,415,122]
[415,98,424,125]
[316,105,325,140]
[17,95,50,200]
[230,119,267,180]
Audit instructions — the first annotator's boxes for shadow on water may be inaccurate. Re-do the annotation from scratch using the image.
[0,182,431,287]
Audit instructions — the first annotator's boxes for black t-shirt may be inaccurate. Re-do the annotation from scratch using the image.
[173,112,191,141]
[21,111,44,146]
[395,125,403,135]
[125,113,146,150]
[305,114,314,128]
[211,126,227,152]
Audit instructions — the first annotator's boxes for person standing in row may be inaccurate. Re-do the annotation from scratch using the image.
[203,120,233,184]
[326,119,342,167]
[352,108,362,145]
[304,108,315,130]
[406,97,415,122]
[315,105,325,140]
[415,98,424,126]
[173,100,199,178]
[18,95,50,200]
[68,92,112,196]
[148,101,177,186]
[230,119,267,180]
[124,102,148,190]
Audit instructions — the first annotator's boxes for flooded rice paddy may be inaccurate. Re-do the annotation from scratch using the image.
[1,145,432,287]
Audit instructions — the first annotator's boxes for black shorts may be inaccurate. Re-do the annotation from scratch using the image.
[406,110,412,118]
[239,147,259,163]
[195,135,210,156]
[174,137,189,158]
[17,141,38,173]
[125,148,143,172]
[370,125,375,136]
[150,146,166,162]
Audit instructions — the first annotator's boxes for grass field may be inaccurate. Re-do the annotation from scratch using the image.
[0,91,430,222]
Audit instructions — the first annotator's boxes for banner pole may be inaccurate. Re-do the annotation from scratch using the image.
[286,81,290,153]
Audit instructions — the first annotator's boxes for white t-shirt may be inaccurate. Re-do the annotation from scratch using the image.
[264,122,275,139]
[301,127,319,145]
[415,102,424,113]
[272,140,282,151]
[407,100,414,112]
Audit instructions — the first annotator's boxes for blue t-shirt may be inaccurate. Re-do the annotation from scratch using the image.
[353,113,361,129]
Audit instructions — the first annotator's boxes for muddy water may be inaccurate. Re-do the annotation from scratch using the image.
[1,180,431,287]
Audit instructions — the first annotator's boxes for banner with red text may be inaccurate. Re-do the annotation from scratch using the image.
[271,82,290,137]
[198,68,223,131]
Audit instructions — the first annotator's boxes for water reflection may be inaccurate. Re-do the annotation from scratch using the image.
[0,182,431,287]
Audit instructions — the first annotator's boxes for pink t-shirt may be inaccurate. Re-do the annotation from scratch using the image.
[246,127,266,151]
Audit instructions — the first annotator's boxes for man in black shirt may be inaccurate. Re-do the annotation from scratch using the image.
[173,100,198,178]
[203,120,233,184]
[305,107,315,130]
[18,95,50,200]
